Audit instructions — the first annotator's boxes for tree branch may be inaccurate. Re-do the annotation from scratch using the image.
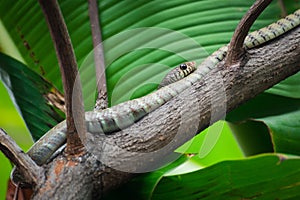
[38,0,85,155]
[31,25,300,199]
[88,0,108,110]
[225,0,272,67]
[0,129,43,186]
[96,26,300,173]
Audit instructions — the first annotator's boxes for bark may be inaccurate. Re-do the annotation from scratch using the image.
[88,0,108,110]
[39,0,86,156]
[226,0,272,66]
[0,129,43,186]
[31,26,300,199]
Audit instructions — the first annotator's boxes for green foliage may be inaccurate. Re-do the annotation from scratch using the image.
[152,155,300,200]
[0,0,300,199]
[0,82,33,199]
[0,53,64,140]
[227,93,300,156]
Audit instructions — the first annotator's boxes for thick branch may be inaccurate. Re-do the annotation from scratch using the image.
[31,26,300,198]
[225,0,272,66]
[0,129,43,185]
[88,0,108,110]
[97,26,300,173]
[39,0,85,154]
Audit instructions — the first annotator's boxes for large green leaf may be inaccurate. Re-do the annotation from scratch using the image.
[104,154,300,199]
[0,0,282,105]
[0,53,64,140]
[267,73,300,99]
[152,154,300,199]
[227,93,300,156]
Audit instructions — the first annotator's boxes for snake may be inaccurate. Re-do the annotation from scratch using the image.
[12,9,300,181]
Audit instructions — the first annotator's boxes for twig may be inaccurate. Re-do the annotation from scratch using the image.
[0,128,43,185]
[88,0,108,110]
[38,0,85,154]
[225,0,272,67]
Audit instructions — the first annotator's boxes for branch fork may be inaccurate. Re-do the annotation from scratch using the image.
[0,129,44,186]
[225,0,273,67]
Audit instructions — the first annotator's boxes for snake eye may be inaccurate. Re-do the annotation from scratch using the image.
[179,63,187,70]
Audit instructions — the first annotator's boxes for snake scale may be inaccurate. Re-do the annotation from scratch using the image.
[15,9,300,172]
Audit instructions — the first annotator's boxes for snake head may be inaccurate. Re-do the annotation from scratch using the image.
[178,61,196,76]
[158,61,197,89]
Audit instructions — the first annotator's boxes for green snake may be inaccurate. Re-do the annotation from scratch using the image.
[14,9,300,176]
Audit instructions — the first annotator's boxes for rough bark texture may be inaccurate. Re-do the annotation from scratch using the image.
[39,0,86,155]
[0,129,44,186]
[31,26,300,199]
[88,0,108,110]
[226,0,272,66]
[32,151,133,199]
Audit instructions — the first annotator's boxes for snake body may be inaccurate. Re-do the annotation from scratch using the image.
[20,9,300,167]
